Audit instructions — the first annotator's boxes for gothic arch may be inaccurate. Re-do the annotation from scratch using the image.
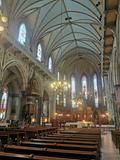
[0,61,27,120]
[3,61,27,90]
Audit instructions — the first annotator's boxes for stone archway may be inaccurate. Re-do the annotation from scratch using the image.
[1,64,26,121]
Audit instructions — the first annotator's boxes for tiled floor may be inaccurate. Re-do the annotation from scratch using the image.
[101,130,120,160]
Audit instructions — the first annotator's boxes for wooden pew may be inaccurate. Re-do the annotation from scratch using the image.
[48,133,100,137]
[0,127,58,146]
[59,128,101,134]
[0,151,79,160]
[58,129,101,147]
[20,141,98,152]
[31,138,99,146]
[0,152,33,160]
[40,136,100,142]
[0,130,25,145]
[4,144,98,160]
[21,127,58,139]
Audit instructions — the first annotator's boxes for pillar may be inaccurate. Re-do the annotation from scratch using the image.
[36,96,43,125]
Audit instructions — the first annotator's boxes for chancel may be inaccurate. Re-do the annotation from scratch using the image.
[0,0,119,160]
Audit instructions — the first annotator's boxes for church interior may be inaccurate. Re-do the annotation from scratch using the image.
[0,0,120,159]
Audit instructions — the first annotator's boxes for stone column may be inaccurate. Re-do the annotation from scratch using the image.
[6,96,12,120]
[114,85,120,128]
[8,93,20,120]
[0,80,2,104]
[37,96,43,125]
[19,91,27,121]
[111,93,118,128]
[14,94,21,120]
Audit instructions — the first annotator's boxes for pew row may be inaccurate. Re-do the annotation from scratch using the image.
[0,127,58,144]
[31,138,99,146]
[20,141,98,152]
[0,151,79,160]
[4,144,98,160]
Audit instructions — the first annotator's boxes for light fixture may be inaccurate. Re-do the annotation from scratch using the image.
[51,80,70,93]
[0,10,7,32]
[50,1,70,94]
[51,73,70,93]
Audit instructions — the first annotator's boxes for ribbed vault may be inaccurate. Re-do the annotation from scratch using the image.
[4,0,103,74]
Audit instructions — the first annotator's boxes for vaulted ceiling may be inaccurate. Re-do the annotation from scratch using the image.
[3,0,119,76]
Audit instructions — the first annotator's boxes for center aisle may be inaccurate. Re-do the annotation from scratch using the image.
[101,130,120,160]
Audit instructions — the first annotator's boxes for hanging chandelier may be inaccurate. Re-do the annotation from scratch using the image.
[0,10,7,32]
[51,72,70,93]
[50,1,70,93]
[51,80,70,92]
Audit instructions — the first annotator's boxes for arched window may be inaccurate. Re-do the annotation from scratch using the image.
[63,94,66,107]
[0,87,8,119]
[43,101,48,117]
[93,74,99,108]
[37,43,42,61]
[56,94,60,105]
[0,0,2,6]
[82,75,87,99]
[48,56,52,72]
[71,75,76,108]
[18,23,26,45]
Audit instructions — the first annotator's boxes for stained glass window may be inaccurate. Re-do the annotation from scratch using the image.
[18,23,26,45]
[71,75,76,108]
[56,94,59,105]
[37,43,42,61]
[93,74,99,108]
[63,94,66,107]
[82,76,87,99]
[0,88,8,119]
[48,56,52,72]
[0,0,2,6]
[43,101,48,117]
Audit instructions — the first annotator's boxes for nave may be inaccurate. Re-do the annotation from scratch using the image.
[0,0,120,159]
